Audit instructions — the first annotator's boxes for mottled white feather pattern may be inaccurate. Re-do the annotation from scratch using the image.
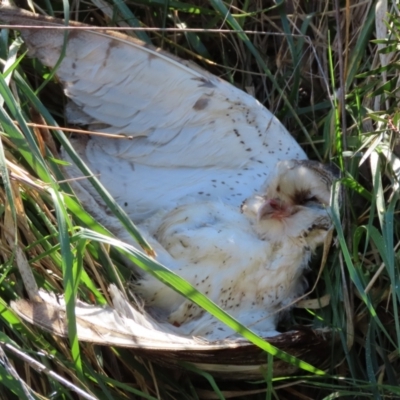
[129,161,336,339]
[133,201,314,339]
[1,13,306,220]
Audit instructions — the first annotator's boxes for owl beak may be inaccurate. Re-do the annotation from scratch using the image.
[257,198,293,221]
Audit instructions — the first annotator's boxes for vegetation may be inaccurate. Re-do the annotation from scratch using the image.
[0,0,400,398]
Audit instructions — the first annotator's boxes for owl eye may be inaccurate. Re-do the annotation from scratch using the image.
[294,190,318,205]
[305,195,319,203]
[295,191,321,206]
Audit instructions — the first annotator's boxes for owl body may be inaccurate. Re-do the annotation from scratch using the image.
[132,160,335,339]
[135,202,309,338]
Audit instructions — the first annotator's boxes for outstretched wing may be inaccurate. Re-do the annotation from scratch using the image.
[1,6,306,218]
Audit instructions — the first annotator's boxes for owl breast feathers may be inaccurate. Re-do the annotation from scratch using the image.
[131,160,337,339]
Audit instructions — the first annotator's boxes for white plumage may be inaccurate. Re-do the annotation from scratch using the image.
[130,160,336,339]
[1,7,337,341]
[0,7,305,222]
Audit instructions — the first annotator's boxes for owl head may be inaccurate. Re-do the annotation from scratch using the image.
[241,160,339,249]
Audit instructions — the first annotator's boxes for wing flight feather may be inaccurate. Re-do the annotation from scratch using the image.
[0,6,306,218]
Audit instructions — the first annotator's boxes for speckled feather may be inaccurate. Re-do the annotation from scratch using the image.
[128,160,337,339]
[0,6,306,221]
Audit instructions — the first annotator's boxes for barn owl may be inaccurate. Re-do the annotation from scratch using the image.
[0,7,337,340]
[128,160,337,339]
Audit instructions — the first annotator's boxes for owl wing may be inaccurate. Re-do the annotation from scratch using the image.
[1,7,303,166]
[1,7,306,217]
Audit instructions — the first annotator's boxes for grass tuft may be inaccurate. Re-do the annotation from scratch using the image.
[1,0,400,398]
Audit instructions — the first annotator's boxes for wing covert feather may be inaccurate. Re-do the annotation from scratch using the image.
[1,6,306,218]
[0,6,305,169]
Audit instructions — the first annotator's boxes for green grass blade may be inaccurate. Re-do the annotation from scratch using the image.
[76,228,325,375]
